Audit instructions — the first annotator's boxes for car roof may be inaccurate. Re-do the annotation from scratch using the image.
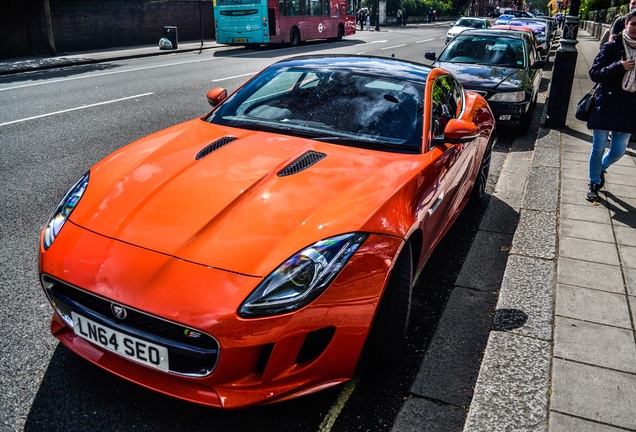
[457,28,526,40]
[270,55,433,83]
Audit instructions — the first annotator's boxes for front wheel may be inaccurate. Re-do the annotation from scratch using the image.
[290,27,301,47]
[361,243,413,374]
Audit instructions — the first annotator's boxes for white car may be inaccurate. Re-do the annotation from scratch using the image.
[447,17,491,43]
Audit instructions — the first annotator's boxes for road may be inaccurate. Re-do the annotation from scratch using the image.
[0,26,530,432]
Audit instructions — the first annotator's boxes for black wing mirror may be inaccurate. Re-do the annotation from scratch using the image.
[425,52,437,61]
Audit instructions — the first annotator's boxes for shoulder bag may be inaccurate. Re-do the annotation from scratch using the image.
[575,84,597,121]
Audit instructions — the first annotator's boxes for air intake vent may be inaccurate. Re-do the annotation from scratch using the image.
[195,136,237,160]
[277,151,326,177]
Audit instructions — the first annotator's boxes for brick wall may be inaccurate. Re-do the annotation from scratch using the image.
[1,0,215,59]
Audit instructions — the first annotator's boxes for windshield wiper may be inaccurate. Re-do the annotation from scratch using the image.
[315,136,419,152]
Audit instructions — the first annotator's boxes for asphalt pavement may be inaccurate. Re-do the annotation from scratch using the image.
[2,27,635,432]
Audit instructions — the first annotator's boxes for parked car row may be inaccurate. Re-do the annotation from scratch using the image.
[437,13,560,131]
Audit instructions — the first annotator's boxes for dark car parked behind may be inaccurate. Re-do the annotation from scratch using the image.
[425,29,545,132]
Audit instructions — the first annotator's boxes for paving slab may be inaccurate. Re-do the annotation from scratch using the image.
[463,332,550,432]
[454,231,513,292]
[511,209,556,259]
[549,411,629,432]
[555,284,632,328]
[617,244,636,269]
[495,255,555,340]
[559,218,615,243]
[551,358,636,431]
[554,316,636,372]
[556,257,624,293]
[559,237,620,266]
[560,202,612,224]
[391,397,466,432]
[478,195,519,235]
[410,287,497,407]
[522,166,560,212]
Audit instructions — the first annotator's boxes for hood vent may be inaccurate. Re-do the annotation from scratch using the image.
[277,151,326,177]
[195,136,238,160]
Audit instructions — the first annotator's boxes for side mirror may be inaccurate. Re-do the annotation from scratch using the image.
[531,59,546,69]
[425,52,437,61]
[449,22,455,27]
[206,88,228,107]
[432,119,480,145]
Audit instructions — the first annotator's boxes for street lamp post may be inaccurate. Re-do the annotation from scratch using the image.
[375,0,380,31]
[544,0,581,128]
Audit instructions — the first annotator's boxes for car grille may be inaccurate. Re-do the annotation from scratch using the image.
[41,274,219,377]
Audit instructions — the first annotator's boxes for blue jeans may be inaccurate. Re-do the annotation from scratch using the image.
[589,130,631,185]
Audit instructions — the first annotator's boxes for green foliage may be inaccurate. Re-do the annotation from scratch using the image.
[385,0,453,16]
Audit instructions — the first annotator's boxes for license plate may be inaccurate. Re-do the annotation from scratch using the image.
[233,38,248,42]
[72,312,169,372]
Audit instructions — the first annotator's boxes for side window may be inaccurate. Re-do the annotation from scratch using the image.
[527,40,536,66]
[431,75,462,141]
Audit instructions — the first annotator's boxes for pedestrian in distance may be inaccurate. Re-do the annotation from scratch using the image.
[585,9,636,202]
[609,0,636,42]
[397,9,402,26]
[366,12,371,31]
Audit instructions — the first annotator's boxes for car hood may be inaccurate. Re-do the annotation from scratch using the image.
[70,119,415,276]
[434,62,529,92]
[448,26,473,33]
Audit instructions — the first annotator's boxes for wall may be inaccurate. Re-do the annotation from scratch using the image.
[1,0,214,59]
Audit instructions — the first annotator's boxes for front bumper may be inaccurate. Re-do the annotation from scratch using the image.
[485,100,530,126]
[39,222,402,408]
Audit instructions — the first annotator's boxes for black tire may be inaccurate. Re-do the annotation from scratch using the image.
[335,24,344,41]
[518,94,536,134]
[469,136,493,205]
[361,243,413,374]
[290,27,301,47]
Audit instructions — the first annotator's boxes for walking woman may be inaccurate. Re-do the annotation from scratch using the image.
[586,10,636,201]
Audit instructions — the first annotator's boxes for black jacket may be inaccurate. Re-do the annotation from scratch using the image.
[587,33,636,133]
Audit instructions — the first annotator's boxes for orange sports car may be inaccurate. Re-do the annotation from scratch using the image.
[39,55,495,409]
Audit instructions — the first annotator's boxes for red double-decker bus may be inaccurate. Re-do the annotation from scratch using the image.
[214,0,356,46]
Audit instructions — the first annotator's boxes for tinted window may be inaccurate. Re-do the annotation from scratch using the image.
[208,67,425,150]
[431,75,463,139]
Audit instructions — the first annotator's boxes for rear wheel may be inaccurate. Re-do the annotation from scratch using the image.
[290,27,301,47]
[334,24,344,41]
[361,243,413,374]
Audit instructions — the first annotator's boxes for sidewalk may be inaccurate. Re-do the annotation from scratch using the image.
[462,30,636,431]
[0,40,221,76]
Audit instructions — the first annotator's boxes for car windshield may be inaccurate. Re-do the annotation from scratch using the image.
[207,66,424,151]
[455,18,486,28]
[439,36,526,68]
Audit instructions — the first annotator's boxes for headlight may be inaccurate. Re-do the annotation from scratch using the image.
[238,232,368,318]
[43,173,89,250]
[489,91,526,102]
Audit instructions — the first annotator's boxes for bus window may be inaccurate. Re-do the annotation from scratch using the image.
[288,0,300,16]
[310,0,322,16]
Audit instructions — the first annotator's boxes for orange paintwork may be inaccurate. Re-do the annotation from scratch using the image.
[39,65,495,409]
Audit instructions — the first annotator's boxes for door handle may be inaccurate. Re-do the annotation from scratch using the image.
[428,191,444,215]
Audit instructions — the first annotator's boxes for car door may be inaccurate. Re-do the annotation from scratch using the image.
[417,74,478,258]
